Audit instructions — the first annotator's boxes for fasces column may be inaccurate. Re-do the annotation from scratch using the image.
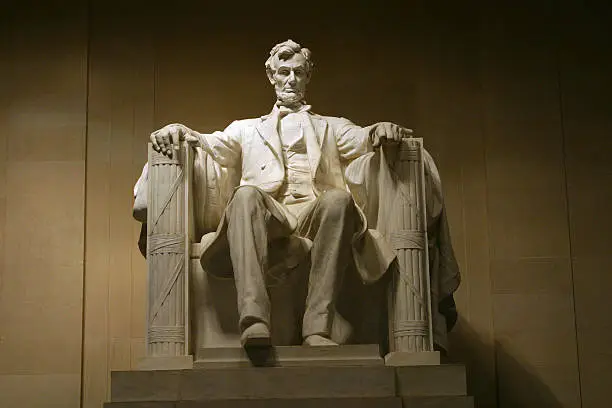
[142,142,193,369]
[385,138,438,366]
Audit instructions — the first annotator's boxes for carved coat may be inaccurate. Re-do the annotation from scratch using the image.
[193,109,398,284]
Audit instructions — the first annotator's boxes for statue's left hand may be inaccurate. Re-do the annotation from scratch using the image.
[370,122,413,148]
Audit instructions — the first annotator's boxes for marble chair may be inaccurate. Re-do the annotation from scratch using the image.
[132,138,460,367]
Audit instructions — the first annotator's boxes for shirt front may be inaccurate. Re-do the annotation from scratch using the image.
[276,110,317,218]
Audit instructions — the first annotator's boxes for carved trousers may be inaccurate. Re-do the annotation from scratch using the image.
[225,186,357,339]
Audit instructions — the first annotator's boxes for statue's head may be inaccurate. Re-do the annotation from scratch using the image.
[265,39,313,107]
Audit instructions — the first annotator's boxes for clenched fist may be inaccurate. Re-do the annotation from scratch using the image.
[150,123,199,158]
[369,122,413,148]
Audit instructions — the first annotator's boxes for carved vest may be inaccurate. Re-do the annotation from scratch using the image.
[277,113,316,213]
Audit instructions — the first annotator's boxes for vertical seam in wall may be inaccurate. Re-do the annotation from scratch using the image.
[459,162,470,321]
[478,3,499,406]
[0,6,9,307]
[79,0,92,407]
[554,0,583,406]
[479,64,498,408]
[130,74,136,370]
[129,44,138,367]
[105,46,112,403]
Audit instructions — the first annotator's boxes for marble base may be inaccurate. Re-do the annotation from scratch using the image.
[110,347,471,408]
[105,396,475,407]
[137,355,194,371]
[110,365,468,401]
[105,397,402,408]
[384,351,441,366]
[195,344,383,368]
[396,365,467,396]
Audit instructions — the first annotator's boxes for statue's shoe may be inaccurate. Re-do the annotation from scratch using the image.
[240,322,271,348]
[303,334,338,346]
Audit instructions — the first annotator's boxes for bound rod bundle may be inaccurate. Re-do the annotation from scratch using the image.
[146,144,191,358]
[389,139,433,353]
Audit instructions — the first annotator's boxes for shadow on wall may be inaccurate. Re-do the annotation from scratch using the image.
[448,317,564,408]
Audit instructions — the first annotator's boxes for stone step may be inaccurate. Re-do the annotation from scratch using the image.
[111,366,394,402]
[396,365,467,396]
[104,396,474,408]
[111,365,467,403]
[401,396,474,408]
[105,396,402,408]
[194,344,384,368]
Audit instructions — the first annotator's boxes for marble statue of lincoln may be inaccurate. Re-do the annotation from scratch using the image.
[150,39,415,348]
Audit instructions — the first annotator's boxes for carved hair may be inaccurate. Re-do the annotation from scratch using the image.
[265,39,313,77]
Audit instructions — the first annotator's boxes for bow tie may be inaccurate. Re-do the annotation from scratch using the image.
[275,103,312,118]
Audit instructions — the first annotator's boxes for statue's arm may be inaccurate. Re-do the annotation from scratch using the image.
[334,119,371,160]
[334,118,414,160]
[191,121,242,168]
[150,121,242,168]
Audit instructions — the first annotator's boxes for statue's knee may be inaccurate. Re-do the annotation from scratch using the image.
[318,189,353,213]
[228,186,264,214]
[233,185,261,202]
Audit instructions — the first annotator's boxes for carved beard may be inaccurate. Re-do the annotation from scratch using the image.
[276,89,305,107]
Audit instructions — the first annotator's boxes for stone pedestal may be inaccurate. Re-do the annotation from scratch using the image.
[195,344,382,368]
[107,346,473,408]
[385,350,440,366]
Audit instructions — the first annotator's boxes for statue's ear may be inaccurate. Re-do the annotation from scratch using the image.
[266,68,275,85]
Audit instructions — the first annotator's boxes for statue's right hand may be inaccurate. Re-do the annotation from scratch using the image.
[150,123,198,158]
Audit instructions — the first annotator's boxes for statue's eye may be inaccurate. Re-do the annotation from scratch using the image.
[278,69,289,76]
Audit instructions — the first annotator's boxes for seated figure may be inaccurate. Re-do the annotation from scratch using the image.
[134,39,460,356]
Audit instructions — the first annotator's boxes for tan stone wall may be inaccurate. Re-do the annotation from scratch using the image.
[0,3,88,408]
[0,2,610,408]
